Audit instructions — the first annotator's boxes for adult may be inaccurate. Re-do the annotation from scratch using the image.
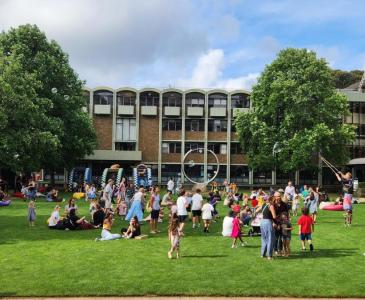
[49,205,64,229]
[176,189,188,235]
[102,179,114,211]
[96,212,122,241]
[49,187,61,202]
[117,177,127,203]
[284,180,295,201]
[149,186,161,234]
[307,191,319,223]
[125,187,144,222]
[257,196,277,260]
[201,198,214,233]
[92,203,105,227]
[336,171,353,226]
[66,209,96,230]
[273,191,289,255]
[122,216,141,239]
[161,190,173,207]
[27,179,36,201]
[191,189,203,229]
[222,210,234,237]
[65,198,78,215]
[125,182,135,209]
[167,178,174,194]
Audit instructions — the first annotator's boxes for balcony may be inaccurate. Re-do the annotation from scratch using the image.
[210,107,226,117]
[94,104,111,115]
[164,106,181,116]
[118,105,134,116]
[187,107,204,117]
[85,150,142,161]
[141,106,158,116]
[232,107,249,117]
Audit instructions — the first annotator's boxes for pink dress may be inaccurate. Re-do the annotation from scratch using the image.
[231,218,241,238]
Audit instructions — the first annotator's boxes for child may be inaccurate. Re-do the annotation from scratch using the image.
[118,199,127,220]
[168,214,180,259]
[231,213,245,248]
[292,194,300,216]
[281,213,293,257]
[201,198,214,233]
[89,199,97,220]
[297,207,314,251]
[28,200,36,226]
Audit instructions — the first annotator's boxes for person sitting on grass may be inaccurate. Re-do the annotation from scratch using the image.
[96,211,122,241]
[92,203,105,227]
[168,213,180,259]
[49,205,62,229]
[297,207,314,251]
[122,216,141,239]
[66,208,97,230]
[65,198,78,215]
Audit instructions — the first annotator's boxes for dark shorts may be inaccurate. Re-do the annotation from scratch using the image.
[282,235,291,241]
[192,210,202,217]
[151,209,160,220]
[300,233,312,241]
[178,215,187,223]
[187,205,191,212]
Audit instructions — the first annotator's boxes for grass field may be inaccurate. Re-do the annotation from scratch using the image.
[0,194,365,297]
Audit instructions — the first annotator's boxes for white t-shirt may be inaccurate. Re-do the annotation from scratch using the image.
[167,180,174,191]
[201,203,214,220]
[49,211,60,226]
[285,185,295,197]
[191,193,203,210]
[222,216,234,237]
[176,196,187,216]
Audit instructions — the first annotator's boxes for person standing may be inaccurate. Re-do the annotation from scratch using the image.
[336,171,353,226]
[27,201,36,226]
[168,214,181,259]
[273,191,288,255]
[149,186,161,234]
[257,196,277,260]
[125,187,145,222]
[103,179,114,211]
[191,189,203,229]
[201,198,214,233]
[176,189,188,235]
[284,181,295,201]
[167,178,174,194]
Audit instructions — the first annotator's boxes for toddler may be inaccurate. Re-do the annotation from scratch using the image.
[297,207,314,251]
[28,200,36,226]
[280,213,293,257]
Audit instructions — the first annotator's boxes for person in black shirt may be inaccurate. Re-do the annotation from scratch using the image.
[92,204,105,227]
[273,191,289,255]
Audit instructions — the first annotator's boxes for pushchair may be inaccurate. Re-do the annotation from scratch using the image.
[248,212,262,237]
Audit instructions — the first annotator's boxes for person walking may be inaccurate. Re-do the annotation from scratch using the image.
[149,186,161,234]
[191,189,203,228]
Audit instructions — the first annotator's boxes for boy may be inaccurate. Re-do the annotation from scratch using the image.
[297,207,314,251]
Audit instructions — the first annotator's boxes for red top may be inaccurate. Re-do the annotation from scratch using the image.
[232,204,241,213]
[297,215,313,234]
[251,199,258,207]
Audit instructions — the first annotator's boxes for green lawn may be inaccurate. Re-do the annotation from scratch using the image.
[0,195,365,297]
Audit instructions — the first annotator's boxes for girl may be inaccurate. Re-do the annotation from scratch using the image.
[149,186,161,234]
[280,213,293,257]
[65,198,78,215]
[122,216,141,239]
[96,212,122,241]
[49,205,61,229]
[231,213,245,248]
[168,214,180,259]
[292,193,300,216]
[28,200,36,226]
[117,199,127,220]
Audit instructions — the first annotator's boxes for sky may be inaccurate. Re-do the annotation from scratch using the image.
[0,0,364,90]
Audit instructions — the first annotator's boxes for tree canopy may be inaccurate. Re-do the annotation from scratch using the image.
[0,24,96,173]
[331,69,363,89]
[234,48,356,172]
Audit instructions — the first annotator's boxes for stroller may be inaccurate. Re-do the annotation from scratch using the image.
[248,212,262,237]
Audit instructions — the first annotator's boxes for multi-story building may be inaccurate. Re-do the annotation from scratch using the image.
[80,79,365,188]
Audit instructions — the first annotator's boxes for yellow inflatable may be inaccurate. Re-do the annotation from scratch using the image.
[72,192,85,200]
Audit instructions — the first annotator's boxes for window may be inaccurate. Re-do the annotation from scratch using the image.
[117,91,136,106]
[208,143,227,154]
[163,92,182,107]
[94,90,113,105]
[230,166,249,183]
[162,119,182,131]
[162,142,181,154]
[186,92,205,107]
[231,143,243,154]
[185,119,205,131]
[208,93,227,108]
[185,143,204,152]
[253,170,272,184]
[231,93,250,108]
[116,118,136,141]
[208,119,227,132]
[140,91,159,106]
[115,142,136,151]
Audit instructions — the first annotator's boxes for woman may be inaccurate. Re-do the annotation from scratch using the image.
[256,196,277,260]
[122,216,141,239]
[149,186,161,234]
[66,208,96,230]
[92,203,105,227]
[125,183,135,209]
[95,211,122,241]
[125,187,144,222]
[117,178,127,202]
[48,205,64,229]
[65,198,78,215]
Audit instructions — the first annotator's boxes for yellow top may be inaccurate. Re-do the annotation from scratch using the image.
[103,220,111,231]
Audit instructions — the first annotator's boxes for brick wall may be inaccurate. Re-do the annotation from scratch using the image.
[139,116,159,162]
[185,131,205,140]
[162,131,182,140]
[93,115,113,150]
[231,154,247,164]
[162,153,181,163]
[208,132,227,141]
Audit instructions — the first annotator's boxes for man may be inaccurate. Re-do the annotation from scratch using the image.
[103,179,114,211]
[167,178,174,194]
[284,181,295,201]
[191,189,203,228]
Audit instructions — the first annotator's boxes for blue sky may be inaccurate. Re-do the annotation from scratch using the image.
[0,0,364,89]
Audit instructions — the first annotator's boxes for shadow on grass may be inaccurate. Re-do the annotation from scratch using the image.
[182,254,228,258]
[278,248,357,259]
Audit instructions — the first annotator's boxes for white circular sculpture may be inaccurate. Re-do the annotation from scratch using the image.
[182,148,220,185]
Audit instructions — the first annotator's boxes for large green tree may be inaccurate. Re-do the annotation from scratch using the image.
[0,25,96,176]
[331,69,363,89]
[235,48,356,172]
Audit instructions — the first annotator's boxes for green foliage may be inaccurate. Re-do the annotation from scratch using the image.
[235,48,356,172]
[331,69,363,89]
[0,24,96,172]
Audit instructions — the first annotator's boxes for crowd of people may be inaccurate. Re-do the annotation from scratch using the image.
[17,168,355,260]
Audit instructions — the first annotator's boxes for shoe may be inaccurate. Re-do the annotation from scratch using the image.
[301,248,306,251]
[168,251,172,259]
[231,245,237,249]
[95,238,99,242]
[192,224,196,229]
[310,244,314,251]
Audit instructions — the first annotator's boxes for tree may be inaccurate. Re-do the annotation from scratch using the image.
[234,48,356,172]
[0,25,97,179]
[331,69,363,89]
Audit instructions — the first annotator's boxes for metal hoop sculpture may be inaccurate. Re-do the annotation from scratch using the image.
[182,148,220,185]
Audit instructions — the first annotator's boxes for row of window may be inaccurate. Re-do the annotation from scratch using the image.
[161,142,243,155]
[162,119,235,132]
[90,90,250,108]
